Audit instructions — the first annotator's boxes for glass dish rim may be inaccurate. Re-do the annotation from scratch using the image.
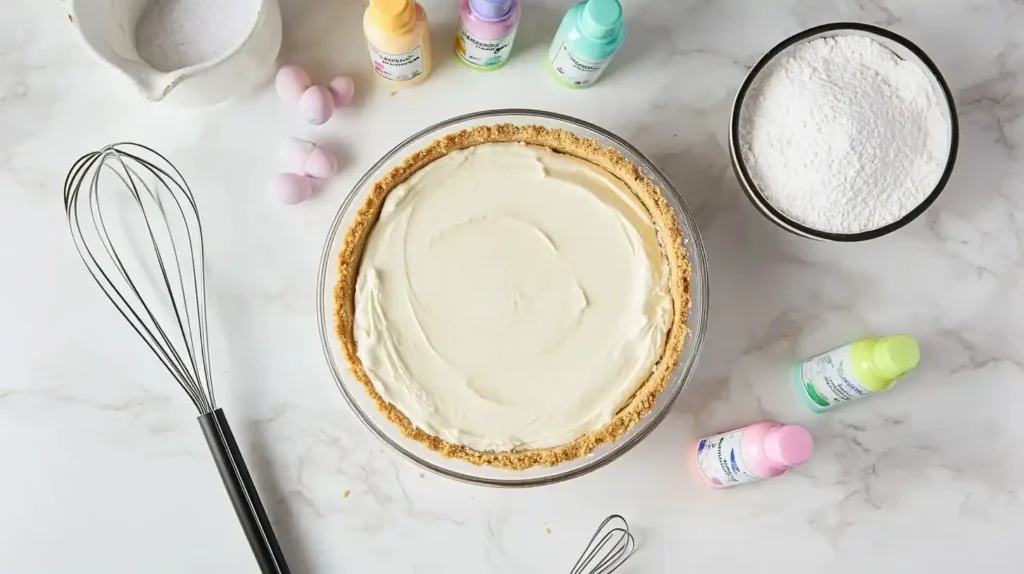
[315,108,710,487]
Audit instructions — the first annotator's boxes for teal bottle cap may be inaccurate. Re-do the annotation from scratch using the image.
[581,0,623,39]
[874,335,921,381]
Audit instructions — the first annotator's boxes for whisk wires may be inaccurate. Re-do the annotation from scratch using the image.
[571,515,636,574]
[63,143,216,414]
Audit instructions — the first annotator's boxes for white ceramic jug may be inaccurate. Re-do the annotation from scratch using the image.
[69,0,282,107]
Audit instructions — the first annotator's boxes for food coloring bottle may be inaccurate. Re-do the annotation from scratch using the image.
[547,0,625,88]
[455,0,521,70]
[794,335,921,413]
[363,0,432,87]
[695,421,813,488]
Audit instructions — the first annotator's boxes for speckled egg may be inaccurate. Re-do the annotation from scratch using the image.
[275,65,312,104]
[298,86,334,125]
[279,137,316,173]
[327,76,356,108]
[303,146,337,179]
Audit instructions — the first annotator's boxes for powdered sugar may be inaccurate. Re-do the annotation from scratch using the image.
[135,0,261,72]
[739,35,950,234]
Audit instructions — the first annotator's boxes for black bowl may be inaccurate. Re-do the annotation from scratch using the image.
[728,22,959,242]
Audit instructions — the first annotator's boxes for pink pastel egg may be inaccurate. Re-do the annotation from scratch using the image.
[327,75,355,108]
[275,65,312,103]
[279,137,316,172]
[303,146,337,179]
[271,173,313,205]
[298,86,334,125]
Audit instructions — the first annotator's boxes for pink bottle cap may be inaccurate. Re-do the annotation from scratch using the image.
[764,425,813,468]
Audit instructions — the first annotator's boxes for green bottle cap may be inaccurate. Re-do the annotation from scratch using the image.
[873,335,921,382]
[581,0,623,39]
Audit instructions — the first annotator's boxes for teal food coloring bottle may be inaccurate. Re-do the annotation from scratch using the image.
[547,0,626,88]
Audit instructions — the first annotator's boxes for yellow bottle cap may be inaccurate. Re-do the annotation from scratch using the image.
[873,335,921,382]
[369,0,416,33]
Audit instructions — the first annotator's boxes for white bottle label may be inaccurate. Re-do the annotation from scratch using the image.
[456,24,517,68]
[368,43,425,82]
[696,429,765,488]
[549,42,612,86]
[798,344,872,410]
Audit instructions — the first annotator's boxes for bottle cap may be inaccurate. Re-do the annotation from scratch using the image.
[764,425,814,468]
[469,0,513,21]
[581,0,623,39]
[369,0,416,33]
[873,335,920,382]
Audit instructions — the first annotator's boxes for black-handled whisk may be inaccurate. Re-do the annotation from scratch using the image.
[63,143,290,573]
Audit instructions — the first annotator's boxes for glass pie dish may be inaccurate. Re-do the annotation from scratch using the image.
[316,109,709,487]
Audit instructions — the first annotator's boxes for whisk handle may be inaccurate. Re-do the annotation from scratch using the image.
[199,409,291,574]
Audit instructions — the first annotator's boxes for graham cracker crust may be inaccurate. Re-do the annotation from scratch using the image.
[334,124,692,470]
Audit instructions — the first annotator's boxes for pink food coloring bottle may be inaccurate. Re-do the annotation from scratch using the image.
[694,421,813,488]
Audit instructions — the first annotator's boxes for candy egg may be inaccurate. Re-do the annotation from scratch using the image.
[279,137,316,173]
[271,173,312,205]
[298,86,334,125]
[275,65,312,103]
[303,146,337,179]
[327,75,356,108]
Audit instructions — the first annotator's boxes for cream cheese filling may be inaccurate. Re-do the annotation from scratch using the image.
[353,143,672,452]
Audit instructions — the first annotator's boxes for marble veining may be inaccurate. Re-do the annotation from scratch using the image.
[2,0,1023,572]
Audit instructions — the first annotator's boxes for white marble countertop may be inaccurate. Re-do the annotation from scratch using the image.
[4,0,1023,572]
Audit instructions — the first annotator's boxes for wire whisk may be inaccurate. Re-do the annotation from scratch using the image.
[64,142,215,412]
[63,143,290,573]
[571,515,636,574]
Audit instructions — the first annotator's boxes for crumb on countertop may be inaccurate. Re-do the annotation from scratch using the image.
[545,527,552,534]
[343,490,350,498]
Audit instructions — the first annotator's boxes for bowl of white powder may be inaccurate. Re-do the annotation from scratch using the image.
[70,0,281,106]
[730,23,958,241]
